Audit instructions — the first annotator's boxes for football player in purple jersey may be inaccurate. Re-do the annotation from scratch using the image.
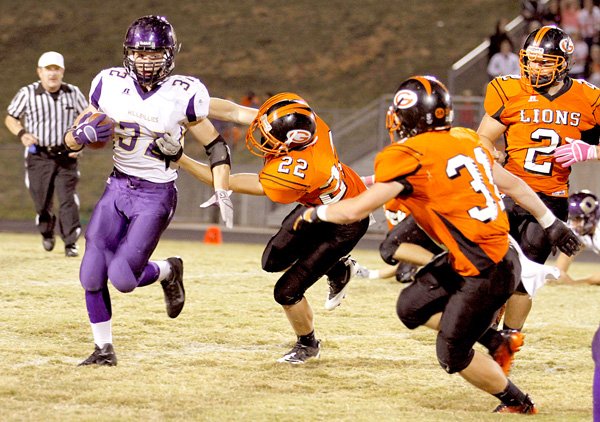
[65,15,254,366]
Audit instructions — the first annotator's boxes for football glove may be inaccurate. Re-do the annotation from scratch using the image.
[73,112,113,145]
[543,218,582,257]
[554,137,598,168]
[292,207,321,232]
[200,189,234,229]
[153,132,183,169]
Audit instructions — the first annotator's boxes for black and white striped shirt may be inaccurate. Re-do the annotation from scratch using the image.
[7,82,87,147]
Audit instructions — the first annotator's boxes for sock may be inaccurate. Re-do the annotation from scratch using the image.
[298,330,318,348]
[369,270,380,279]
[493,379,527,406]
[478,328,503,352]
[154,260,172,282]
[91,320,112,347]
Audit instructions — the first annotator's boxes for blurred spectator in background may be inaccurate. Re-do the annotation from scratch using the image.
[240,90,260,108]
[587,44,600,86]
[487,39,520,79]
[569,30,590,79]
[542,0,562,25]
[560,0,582,34]
[488,18,512,62]
[521,0,548,23]
[578,0,600,49]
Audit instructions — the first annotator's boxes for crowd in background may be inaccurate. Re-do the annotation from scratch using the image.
[487,0,600,85]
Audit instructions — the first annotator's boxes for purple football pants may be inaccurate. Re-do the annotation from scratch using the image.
[80,170,177,323]
[594,325,599,422]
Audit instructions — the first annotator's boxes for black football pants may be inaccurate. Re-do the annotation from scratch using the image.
[25,150,81,245]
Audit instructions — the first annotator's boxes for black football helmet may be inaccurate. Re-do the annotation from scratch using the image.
[568,190,600,236]
[123,15,179,87]
[519,25,573,89]
[246,92,317,157]
[386,76,452,142]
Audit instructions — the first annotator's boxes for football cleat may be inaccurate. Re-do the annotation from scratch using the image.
[493,395,538,414]
[491,329,525,376]
[65,244,79,257]
[78,343,117,366]
[42,236,55,252]
[161,257,185,318]
[325,256,356,311]
[277,340,321,364]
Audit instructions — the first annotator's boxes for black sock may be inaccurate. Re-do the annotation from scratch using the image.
[298,330,318,347]
[493,380,527,406]
[478,328,503,352]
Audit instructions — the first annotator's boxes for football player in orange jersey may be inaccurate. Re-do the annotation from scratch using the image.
[477,25,600,333]
[178,93,370,364]
[293,76,580,413]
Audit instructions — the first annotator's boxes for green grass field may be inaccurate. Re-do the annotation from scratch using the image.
[0,232,596,421]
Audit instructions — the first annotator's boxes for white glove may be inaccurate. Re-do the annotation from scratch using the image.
[155,132,182,156]
[200,189,234,229]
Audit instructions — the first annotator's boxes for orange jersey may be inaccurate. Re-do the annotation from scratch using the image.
[484,76,600,197]
[259,115,366,206]
[374,127,509,276]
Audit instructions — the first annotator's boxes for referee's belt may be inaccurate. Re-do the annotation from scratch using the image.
[30,144,69,157]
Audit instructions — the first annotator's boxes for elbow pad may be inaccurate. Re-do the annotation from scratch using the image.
[204,135,231,169]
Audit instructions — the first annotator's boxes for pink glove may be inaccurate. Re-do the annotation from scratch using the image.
[554,137,598,168]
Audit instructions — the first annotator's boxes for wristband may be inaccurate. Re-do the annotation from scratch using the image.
[17,129,26,139]
[538,210,557,229]
[316,205,329,222]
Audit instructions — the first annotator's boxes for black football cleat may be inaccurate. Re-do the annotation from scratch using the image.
[325,256,355,311]
[493,394,538,414]
[65,244,79,257]
[42,236,55,252]
[161,257,185,318]
[277,340,321,364]
[78,343,117,366]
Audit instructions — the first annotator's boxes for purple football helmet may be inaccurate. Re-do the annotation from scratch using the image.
[123,15,179,87]
[568,190,600,236]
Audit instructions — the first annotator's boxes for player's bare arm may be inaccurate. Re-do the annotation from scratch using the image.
[209,97,258,125]
[310,181,404,225]
[476,114,507,158]
[178,154,264,196]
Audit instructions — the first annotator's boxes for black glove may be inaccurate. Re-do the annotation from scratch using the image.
[292,207,321,232]
[543,219,582,256]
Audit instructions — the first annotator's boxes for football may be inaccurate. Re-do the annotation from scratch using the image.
[86,112,114,150]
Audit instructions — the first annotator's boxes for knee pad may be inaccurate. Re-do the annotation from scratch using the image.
[273,284,303,306]
[379,235,400,265]
[107,262,137,293]
[518,220,552,263]
[272,266,311,306]
[436,333,475,374]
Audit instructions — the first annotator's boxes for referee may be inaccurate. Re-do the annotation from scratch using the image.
[4,51,88,257]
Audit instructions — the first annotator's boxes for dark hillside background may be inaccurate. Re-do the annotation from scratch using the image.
[1,1,519,117]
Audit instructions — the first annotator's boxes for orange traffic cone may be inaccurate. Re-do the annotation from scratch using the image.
[204,226,222,244]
